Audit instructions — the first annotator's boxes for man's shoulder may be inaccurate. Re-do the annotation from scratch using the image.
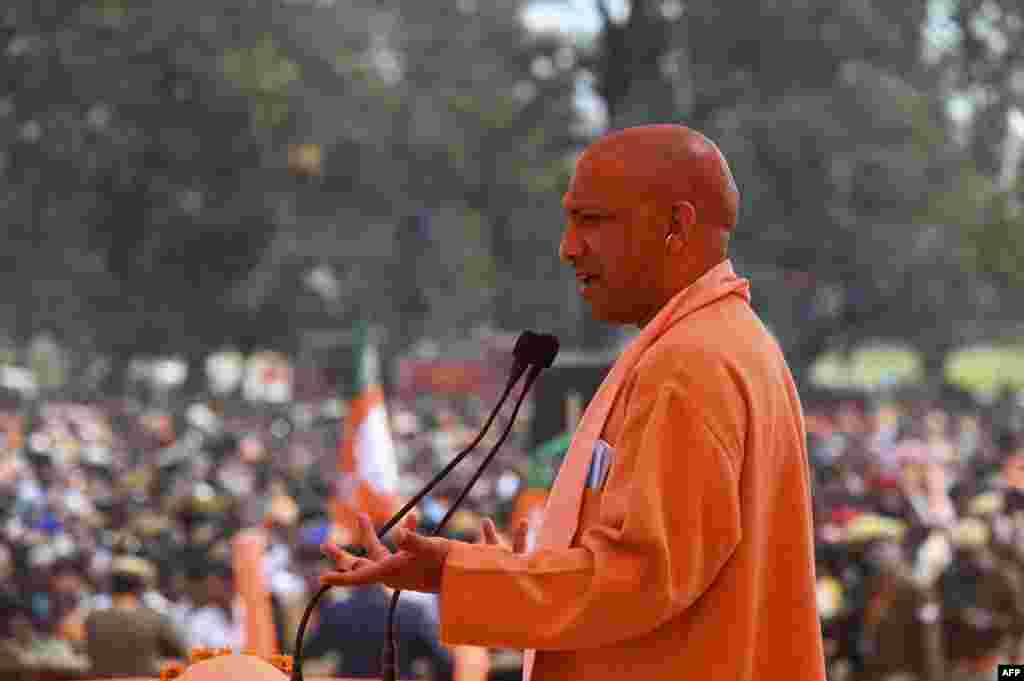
[636,299,785,387]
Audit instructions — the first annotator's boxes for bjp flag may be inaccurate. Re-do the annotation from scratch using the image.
[331,324,403,543]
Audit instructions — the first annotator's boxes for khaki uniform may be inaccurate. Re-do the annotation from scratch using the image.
[855,568,945,681]
[938,548,1024,673]
[976,499,1024,661]
[85,605,188,678]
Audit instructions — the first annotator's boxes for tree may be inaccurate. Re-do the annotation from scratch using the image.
[2,0,292,371]
[567,0,1017,384]
[250,0,586,357]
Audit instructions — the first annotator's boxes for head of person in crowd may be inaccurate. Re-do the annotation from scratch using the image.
[871,471,904,516]
[0,592,35,643]
[999,430,1024,491]
[895,439,931,494]
[49,556,87,613]
[924,408,949,440]
[559,124,738,328]
[0,541,13,583]
[948,516,991,564]
[843,513,908,576]
[109,555,154,601]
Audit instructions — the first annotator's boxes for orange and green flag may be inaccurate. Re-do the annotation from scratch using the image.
[331,323,402,541]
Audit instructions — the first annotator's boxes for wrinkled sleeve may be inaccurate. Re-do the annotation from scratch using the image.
[439,381,743,650]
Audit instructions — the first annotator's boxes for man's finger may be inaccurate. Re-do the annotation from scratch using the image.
[321,543,359,570]
[358,513,390,561]
[320,552,414,588]
[394,528,447,560]
[479,518,500,546]
[512,520,529,554]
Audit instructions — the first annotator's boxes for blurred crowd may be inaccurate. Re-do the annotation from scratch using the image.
[2,373,1024,681]
[0,387,532,680]
[807,385,1024,681]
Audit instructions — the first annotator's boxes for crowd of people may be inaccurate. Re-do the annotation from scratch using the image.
[1,372,1023,681]
[806,386,1024,680]
[0,384,532,680]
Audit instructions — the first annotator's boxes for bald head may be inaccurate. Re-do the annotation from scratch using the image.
[576,124,739,232]
[559,125,740,327]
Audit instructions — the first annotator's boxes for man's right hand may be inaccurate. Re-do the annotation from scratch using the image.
[478,517,529,554]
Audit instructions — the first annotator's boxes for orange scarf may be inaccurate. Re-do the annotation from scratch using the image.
[523,260,750,681]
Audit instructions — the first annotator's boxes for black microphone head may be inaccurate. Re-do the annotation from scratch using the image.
[513,331,560,368]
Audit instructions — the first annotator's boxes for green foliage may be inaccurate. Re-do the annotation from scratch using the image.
[221,34,301,130]
[459,209,497,292]
[960,190,1024,288]
[922,165,993,225]
[920,165,1024,287]
[523,157,571,195]
[899,92,947,152]
[93,0,127,23]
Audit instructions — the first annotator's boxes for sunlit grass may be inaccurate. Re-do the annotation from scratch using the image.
[947,345,1024,395]
[811,346,922,389]
[811,343,1024,399]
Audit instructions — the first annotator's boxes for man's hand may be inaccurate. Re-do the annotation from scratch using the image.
[478,517,529,554]
[320,512,451,594]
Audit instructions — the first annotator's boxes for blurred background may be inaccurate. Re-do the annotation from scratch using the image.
[3,0,1024,680]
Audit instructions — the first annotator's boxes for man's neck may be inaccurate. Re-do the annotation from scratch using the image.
[112,594,140,609]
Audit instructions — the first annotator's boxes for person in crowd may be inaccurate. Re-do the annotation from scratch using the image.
[973,432,1024,664]
[302,582,454,681]
[0,593,35,673]
[184,559,245,651]
[938,517,1024,679]
[832,513,944,681]
[84,555,189,678]
[303,519,453,681]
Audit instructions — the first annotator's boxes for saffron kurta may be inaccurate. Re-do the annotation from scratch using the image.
[438,261,827,681]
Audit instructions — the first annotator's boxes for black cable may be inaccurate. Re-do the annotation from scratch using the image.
[290,360,528,681]
[382,363,543,681]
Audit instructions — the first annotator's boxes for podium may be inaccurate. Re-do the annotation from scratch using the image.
[77,653,424,681]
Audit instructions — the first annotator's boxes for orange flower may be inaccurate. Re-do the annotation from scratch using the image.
[160,662,185,681]
[268,654,294,674]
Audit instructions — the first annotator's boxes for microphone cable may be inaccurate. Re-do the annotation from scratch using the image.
[290,335,555,681]
[381,362,546,681]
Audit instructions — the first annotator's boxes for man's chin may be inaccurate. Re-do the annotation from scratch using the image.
[586,304,632,327]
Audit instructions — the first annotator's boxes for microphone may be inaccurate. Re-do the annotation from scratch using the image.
[291,331,559,681]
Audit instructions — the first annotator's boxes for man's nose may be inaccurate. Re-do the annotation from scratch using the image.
[559,223,582,263]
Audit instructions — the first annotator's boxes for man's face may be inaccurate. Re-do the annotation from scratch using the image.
[559,154,668,326]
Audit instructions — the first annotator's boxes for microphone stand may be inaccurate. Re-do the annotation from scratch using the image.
[381,363,545,681]
[290,348,551,681]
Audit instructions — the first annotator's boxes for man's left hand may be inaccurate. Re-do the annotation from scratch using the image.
[320,513,452,594]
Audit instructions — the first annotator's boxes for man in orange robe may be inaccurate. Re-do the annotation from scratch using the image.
[321,124,827,681]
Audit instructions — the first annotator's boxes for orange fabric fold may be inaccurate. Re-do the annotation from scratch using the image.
[521,260,749,680]
[438,259,827,681]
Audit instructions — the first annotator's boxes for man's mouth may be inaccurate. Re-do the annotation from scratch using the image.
[576,273,598,287]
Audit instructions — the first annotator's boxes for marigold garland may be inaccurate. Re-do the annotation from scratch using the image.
[160,648,294,680]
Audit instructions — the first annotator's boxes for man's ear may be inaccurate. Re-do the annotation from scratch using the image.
[668,201,696,248]
[671,201,696,231]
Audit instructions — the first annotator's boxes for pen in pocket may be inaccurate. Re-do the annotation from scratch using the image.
[587,440,613,489]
